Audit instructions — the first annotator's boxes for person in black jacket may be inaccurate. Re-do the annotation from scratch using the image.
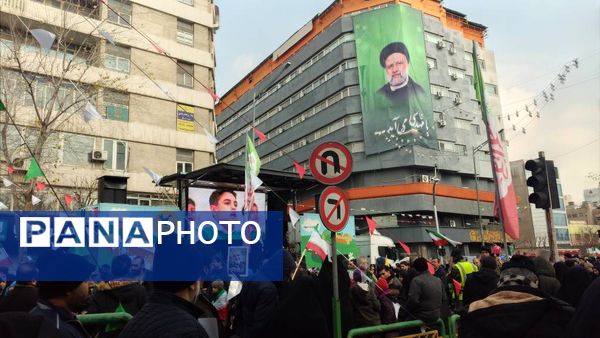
[460,255,574,338]
[0,262,39,312]
[87,255,147,338]
[567,276,600,338]
[462,256,499,307]
[557,265,592,308]
[30,252,97,338]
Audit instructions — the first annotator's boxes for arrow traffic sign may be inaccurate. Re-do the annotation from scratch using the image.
[319,186,349,233]
[309,142,353,185]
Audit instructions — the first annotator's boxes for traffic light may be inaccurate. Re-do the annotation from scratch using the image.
[525,157,560,209]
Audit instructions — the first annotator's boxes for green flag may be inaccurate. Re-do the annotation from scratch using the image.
[24,158,44,181]
[105,302,127,332]
[0,99,6,111]
[243,135,261,211]
[246,135,261,176]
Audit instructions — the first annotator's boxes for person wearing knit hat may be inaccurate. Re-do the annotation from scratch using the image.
[376,42,425,105]
[460,255,575,338]
[30,251,96,338]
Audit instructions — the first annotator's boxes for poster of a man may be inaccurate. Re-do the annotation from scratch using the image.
[353,4,437,154]
[377,42,425,104]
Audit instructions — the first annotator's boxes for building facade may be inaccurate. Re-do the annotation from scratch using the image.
[510,160,570,251]
[216,0,510,257]
[0,0,218,209]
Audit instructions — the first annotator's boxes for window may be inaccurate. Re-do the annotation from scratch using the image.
[176,148,193,173]
[104,90,129,122]
[471,124,481,135]
[177,61,194,88]
[438,141,454,152]
[485,83,498,95]
[465,75,473,85]
[426,57,437,70]
[177,0,193,5]
[63,134,94,165]
[105,44,130,73]
[103,139,127,170]
[454,119,471,130]
[107,0,132,26]
[424,32,442,44]
[177,20,194,46]
[455,144,467,155]
[464,52,473,61]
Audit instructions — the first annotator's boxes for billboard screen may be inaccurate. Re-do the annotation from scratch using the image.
[353,4,437,154]
[187,187,267,212]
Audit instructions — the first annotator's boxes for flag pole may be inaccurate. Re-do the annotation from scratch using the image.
[291,247,307,280]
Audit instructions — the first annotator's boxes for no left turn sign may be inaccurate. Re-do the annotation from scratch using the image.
[319,186,349,233]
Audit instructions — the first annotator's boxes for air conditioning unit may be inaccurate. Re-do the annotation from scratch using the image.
[454,96,462,105]
[436,40,445,49]
[421,175,430,183]
[91,149,108,162]
[450,73,459,81]
[435,91,443,99]
[449,220,457,227]
[449,46,456,55]
[438,119,447,127]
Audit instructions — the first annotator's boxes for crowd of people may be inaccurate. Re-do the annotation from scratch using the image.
[0,245,598,338]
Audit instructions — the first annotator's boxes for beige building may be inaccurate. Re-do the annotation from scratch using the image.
[0,0,218,208]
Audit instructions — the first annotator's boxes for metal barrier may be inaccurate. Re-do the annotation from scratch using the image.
[77,312,133,326]
[347,318,447,338]
[447,314,460,338]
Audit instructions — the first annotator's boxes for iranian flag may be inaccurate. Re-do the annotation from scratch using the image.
[472,42,520,240]
[426,229,462,247]
[306,231,331,262]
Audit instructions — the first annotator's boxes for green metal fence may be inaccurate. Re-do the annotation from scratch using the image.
[347,318,447,338]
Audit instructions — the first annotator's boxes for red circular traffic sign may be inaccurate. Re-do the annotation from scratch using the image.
[309,142,353,185]
[319,186,350,233]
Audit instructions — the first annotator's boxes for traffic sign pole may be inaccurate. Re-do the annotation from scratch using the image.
[331,231,341,338]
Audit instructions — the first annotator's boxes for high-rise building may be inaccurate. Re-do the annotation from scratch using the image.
[510,160,570,251]
[0,0,218,208]
[216,0,510,257]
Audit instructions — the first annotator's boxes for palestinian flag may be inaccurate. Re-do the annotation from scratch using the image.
[426,229,462,247]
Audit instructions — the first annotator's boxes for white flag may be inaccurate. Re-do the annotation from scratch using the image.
[288,207,300,228]
[0,201,8,210]
[2,178,13,187]
[30,29,56,51]
[203,128,219,144]
[98,30,115,45]
[32,195,41,206]
[251,174,262,191]
[83,102,102,123]
[143,167,162,185]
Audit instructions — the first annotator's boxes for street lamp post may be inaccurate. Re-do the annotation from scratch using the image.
[473,140,488,246]
[432,163,443,262]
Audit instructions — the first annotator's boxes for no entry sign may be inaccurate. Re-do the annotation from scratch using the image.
[309,142,353,185]
[319,186,349,233]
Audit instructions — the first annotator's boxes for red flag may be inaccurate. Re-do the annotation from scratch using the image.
[397,240,411,254]
[64,194,74,207]
[293,160,305,179]
[427,260,435,275]
[208,90,220,102]
[366,216,377,235]
[7,166,14,174]
[35,181,45,192]
[253,127,266,141]
[452,279,462,296]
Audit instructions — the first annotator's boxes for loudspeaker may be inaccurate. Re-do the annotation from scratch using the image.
[97,176,128,204]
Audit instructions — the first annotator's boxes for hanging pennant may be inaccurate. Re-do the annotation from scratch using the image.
[143,167,162,185]
[30,29,56,51]
[7,166,14,174]
[293,160,306,179]
[83,102,102,123]
[203,128,219,144]
[98,30,115,45]
[288,207,300,228]
[2,178,13,187]
[253,127,266,142]
[32,195,42,206]
[65,194,74,207]
[0,201,7,210]
[36,181,45,192]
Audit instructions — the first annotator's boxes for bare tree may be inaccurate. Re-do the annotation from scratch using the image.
[0,2,122,210]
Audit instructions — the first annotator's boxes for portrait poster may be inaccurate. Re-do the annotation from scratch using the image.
[353,4,437,154]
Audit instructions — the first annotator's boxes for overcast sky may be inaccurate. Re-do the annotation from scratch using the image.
[214,1,600,204]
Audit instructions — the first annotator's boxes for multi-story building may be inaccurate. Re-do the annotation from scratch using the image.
[510,160,570,251]
[0,0,218,208]
[216,0,510,257]
[583,187,600,204]
[567,201,600,226]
